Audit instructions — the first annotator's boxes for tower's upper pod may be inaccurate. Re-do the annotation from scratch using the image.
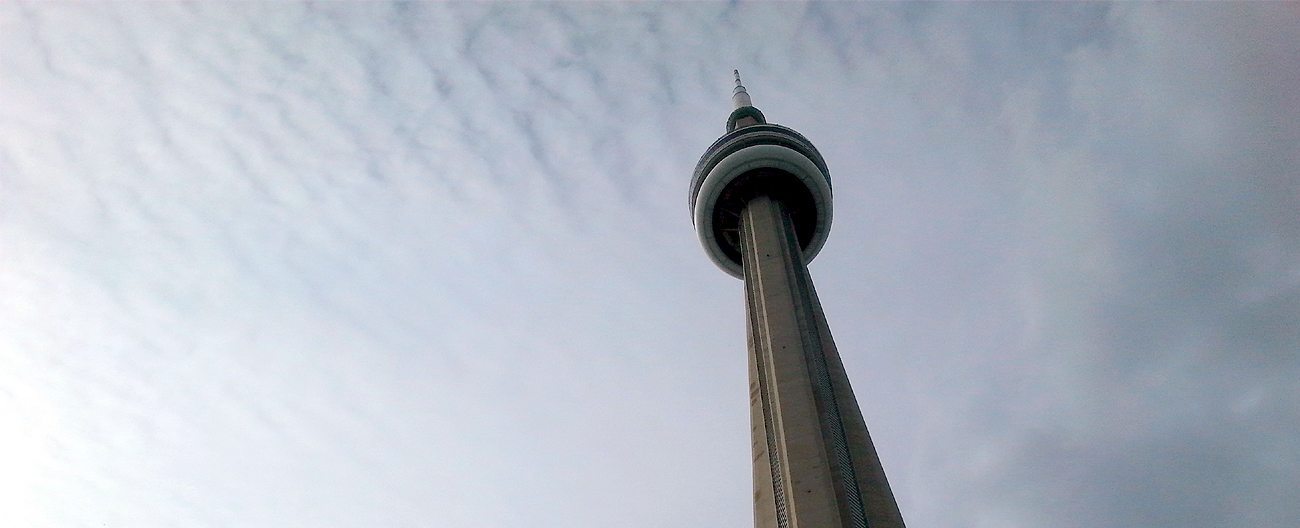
[690,71,834,279]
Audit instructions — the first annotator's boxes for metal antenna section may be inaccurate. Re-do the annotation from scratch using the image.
[733,69,753,109]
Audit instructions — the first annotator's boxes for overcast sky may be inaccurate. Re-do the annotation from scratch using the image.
[2,3,1298,527]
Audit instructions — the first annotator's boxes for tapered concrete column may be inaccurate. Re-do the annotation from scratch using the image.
[741,194,905,528]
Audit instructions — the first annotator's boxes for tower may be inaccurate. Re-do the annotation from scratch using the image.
[690,71,906,528]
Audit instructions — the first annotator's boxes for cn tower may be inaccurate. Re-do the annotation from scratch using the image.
[690,71,906,528]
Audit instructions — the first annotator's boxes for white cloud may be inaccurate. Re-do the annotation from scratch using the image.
[1,3,1296,527]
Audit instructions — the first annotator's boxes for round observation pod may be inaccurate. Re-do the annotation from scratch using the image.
[689,123,833,279]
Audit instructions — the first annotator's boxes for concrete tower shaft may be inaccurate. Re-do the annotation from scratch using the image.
[689,73,906,528]
[741,195,906,528]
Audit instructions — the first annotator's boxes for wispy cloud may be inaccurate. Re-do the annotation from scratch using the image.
[1,3,1296,527]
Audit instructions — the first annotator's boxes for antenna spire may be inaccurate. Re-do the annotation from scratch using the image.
[732,69,752,109]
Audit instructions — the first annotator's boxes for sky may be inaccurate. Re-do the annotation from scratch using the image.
[1,3,1297,527]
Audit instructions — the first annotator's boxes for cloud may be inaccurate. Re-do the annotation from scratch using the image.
[1,3,1296,527]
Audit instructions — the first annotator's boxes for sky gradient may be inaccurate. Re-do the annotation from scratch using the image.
[2,3,1298,527]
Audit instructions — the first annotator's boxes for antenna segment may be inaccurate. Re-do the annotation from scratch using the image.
[732,69,753,109]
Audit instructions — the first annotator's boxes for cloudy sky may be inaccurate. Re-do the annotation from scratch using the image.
[2,3,1297,527]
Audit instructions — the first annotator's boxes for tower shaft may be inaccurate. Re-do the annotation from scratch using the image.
[741,195,905,528]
